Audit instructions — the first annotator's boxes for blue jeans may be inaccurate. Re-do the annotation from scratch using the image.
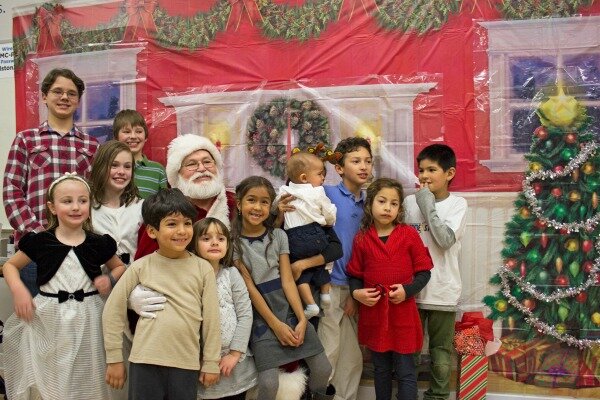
[20,261,39,296]
[370,350,417,400]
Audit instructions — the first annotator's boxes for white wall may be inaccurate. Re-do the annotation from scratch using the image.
[0,0,21,233]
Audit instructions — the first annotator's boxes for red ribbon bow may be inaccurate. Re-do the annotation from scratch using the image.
[35,6,64,53]
[124,0,158,41]
[227,0,263,31]
[455,311,494,342]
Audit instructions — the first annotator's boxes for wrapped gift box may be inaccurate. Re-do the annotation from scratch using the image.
[457,355,488,400]
[577,359,600,388]
[582,345,600,378]
[533,345,579,388]
[488,335,551,382]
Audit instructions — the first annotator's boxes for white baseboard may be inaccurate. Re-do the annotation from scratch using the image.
[356,387,590,400]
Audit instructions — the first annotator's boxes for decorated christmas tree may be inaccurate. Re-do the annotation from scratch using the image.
[484,86,600,350]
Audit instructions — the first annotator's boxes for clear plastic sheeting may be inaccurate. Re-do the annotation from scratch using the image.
[153,74,442,190]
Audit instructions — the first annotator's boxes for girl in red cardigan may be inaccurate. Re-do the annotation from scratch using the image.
[347,178,433,400]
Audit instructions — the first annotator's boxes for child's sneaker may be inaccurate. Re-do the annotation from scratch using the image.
[320,293,332,308]
[304,304,320,319]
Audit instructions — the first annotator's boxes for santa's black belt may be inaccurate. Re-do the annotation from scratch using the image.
[39,289,99,303]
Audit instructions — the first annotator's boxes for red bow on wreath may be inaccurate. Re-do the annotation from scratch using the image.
[124,0,158,41]
[35,5,64,54]
[227,0,263,31]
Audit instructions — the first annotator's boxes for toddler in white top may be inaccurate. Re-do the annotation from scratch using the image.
[276,150,337,318]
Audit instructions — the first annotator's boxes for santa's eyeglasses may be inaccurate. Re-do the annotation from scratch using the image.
[181,159,215,171]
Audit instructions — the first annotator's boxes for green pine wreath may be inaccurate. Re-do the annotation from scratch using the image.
[247,98,332,179]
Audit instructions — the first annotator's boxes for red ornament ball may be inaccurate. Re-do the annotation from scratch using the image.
[551,187,563,198]
[576,292,588,303]
[565,132,577,144]
[554,165,565,174]
[506,259,517,269]
[534,219,547,230]
[534,126,548,140]
[582,240,593,253]
[583,261,594,273]
[522,298,536,311]
[555,274,569,286]
[533,182,543,195]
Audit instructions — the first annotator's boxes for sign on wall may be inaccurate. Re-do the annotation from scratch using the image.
[0,41,14,78]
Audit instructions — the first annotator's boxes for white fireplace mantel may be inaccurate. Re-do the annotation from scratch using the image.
[159,82,437,187]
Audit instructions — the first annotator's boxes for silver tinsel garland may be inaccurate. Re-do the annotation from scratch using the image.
[499,271,600,349]
[522,141,600,232]
[499,264,599,302]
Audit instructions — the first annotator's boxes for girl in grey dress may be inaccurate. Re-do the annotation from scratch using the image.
[231,176,335,400]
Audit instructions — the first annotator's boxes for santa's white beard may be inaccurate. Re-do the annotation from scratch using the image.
[176,171,224,199]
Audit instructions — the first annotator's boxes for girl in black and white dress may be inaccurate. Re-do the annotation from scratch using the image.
[3,173,125,400]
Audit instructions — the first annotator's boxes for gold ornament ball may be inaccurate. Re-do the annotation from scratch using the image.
[592,312,600,325]
[565,239,579,252]
[530,162,543,172]
[556,323,567,335]
[520,207,531,218]
[495,299,508,312]
[582,162,595,175]
[568,190,581,202]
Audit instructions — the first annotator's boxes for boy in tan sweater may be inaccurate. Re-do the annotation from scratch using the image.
[103,188,221,399]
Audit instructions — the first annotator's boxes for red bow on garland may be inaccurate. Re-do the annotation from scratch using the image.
[338,0,379,21]
[124,0,158,41]
[227,0,263,31]
[35,5,64,54]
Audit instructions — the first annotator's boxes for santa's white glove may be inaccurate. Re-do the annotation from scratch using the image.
[128,285,167,319]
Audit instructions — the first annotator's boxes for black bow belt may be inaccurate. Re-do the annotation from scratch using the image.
[39,289,99,303]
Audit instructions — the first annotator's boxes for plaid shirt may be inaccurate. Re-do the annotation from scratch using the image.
[3,121,99,245]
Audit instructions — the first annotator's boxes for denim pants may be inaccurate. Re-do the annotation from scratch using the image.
[370,350,417,400]
[419,309,456,400]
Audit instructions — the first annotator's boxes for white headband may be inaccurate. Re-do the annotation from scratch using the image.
[49,172,91,194]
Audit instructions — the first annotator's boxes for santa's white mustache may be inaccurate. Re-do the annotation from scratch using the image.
[189,171,215,181]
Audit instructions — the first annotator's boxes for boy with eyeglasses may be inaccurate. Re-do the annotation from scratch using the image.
[113,109,168,199]
[3,68,99,296]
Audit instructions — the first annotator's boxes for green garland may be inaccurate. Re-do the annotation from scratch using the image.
[247,98,332,179]
[498,0,595,20]
[153,1,230,50]
[259,0,342,41]
[374,0,460,34]
[11,0,600,68]
[60,11,127,54]
[13,25,39,69]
